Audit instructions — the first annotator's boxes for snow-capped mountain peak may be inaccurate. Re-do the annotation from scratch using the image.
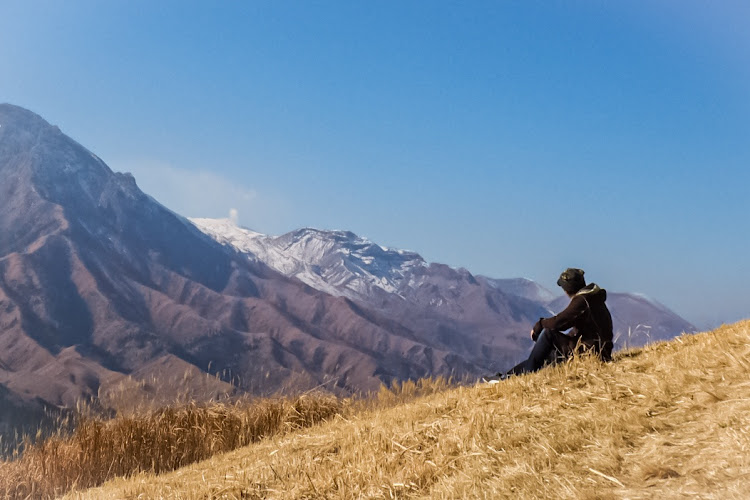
[189,218,265,253]
[189,218,427,299]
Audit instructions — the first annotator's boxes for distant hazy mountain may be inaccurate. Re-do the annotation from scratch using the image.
[553,293,697,350]
[480,277,559,304]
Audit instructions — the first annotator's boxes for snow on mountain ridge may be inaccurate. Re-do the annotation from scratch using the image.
[189,218,427,300]
[190,218,557,307]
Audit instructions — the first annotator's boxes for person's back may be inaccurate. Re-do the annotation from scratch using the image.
[566,282,614,361]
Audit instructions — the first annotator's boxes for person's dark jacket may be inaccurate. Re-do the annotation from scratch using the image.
[532,283,614,361]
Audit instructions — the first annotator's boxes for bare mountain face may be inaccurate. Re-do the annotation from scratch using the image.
[0,104,695,429]
[190,219,553,370]
[0,104,488,422]
[191,218,697,362]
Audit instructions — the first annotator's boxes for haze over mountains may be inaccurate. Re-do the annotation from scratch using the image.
[0,104,695,427]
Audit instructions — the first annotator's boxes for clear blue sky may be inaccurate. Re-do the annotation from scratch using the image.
[2,1,748,327]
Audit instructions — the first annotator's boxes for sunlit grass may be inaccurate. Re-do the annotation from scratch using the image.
[2,321,749,499]
[0,395,341,498]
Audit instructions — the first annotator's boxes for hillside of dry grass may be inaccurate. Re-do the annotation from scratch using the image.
[55,320,750,499]
[0,396,344,498]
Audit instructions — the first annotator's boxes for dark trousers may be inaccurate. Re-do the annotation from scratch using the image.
[505,329,574,376]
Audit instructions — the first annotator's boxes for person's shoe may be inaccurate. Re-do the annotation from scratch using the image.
[480,374,504,385]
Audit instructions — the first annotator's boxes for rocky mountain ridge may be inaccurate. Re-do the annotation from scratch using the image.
[190,218,696,352]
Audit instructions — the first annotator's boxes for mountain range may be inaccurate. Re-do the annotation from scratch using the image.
[190,217,695,356]
[0,104,695,429]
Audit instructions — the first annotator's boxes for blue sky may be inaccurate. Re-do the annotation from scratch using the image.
[1,1,748,327]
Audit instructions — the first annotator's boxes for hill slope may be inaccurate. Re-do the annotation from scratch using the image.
[69,320,750,499]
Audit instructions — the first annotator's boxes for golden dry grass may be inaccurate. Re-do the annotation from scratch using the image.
[63,320,750,499]
[0,395,342,499]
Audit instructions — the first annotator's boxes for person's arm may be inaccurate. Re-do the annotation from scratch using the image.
[531,296,587,339]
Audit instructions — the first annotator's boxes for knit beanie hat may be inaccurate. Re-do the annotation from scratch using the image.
[557,268,586,294]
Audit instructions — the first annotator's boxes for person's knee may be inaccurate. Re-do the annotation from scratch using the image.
[537,328,557,343]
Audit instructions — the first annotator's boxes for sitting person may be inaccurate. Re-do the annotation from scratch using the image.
[485,268,613,383]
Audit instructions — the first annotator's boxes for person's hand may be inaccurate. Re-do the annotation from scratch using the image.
[531,319,543,341]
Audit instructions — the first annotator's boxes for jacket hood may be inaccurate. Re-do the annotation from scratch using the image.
[575,283,607,301]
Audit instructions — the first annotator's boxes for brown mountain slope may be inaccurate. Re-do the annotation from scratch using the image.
[0,104,481,416]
